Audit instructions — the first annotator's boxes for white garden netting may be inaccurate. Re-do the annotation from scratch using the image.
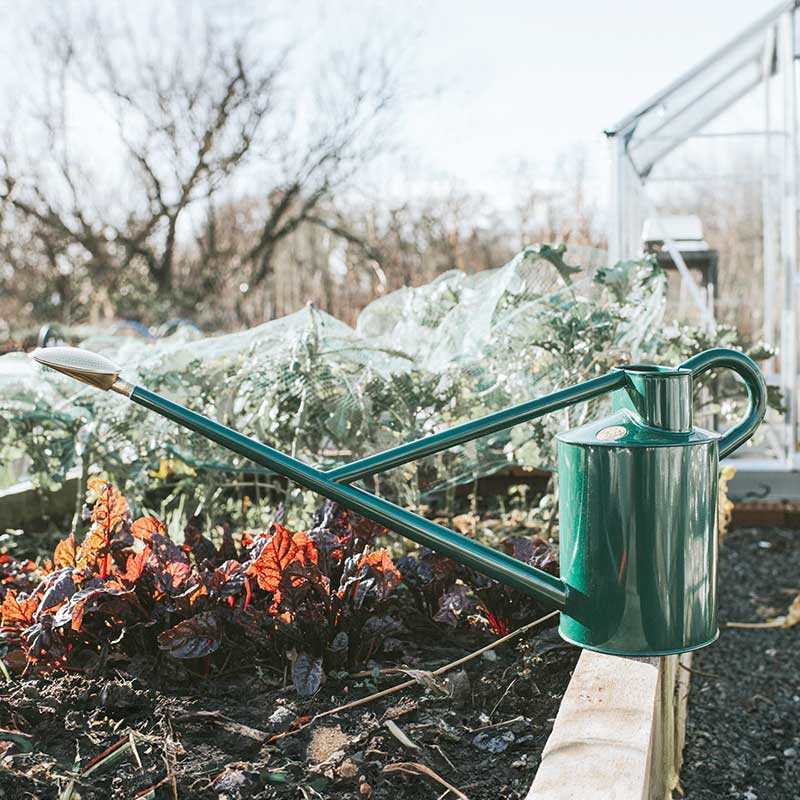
[0,245,667,507]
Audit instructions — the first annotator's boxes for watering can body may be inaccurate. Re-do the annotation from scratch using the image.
[557,357,763,656]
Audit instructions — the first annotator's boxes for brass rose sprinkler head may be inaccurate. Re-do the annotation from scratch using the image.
[31,346,133,397]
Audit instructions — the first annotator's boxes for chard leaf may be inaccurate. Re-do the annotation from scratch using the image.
[158,611,222,659]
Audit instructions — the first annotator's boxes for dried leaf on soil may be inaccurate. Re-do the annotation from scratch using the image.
[728,593,800,629]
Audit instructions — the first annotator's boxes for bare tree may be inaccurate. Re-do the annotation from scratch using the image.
[509,147,604,250]
[0,3,403,326]
[0,4,613,337]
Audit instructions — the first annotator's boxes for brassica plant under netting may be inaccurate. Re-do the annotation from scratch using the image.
[0,245,670,512]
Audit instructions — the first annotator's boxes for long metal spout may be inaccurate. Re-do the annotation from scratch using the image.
[28,345,767,622]
[29,345,570,609]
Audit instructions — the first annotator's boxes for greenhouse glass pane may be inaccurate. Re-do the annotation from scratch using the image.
[609,6,783,178]
[628,57,764,176]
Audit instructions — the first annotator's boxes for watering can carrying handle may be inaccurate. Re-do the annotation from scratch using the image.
[679,348,768,460]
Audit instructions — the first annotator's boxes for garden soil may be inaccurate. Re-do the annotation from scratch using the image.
[0,616,578,799]
[682,527,800,800]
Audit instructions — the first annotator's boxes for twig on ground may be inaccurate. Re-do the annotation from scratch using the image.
[431,743,458,772]
[348,666,406,679]
[81,737,131,777]
[727,593,800,629]
[726,620,778,629]
[467,715,525,734]
[133,775,172,799]
[749,693,775,706]
[678,662,719,680]
[489,677,518,719]
[160,717,180,800]
[270,676,420,742]
[172,710,268,743]
[268,609,558,744]
[129,731,144,770]
[298,785,325,800]
[384,761,469,800]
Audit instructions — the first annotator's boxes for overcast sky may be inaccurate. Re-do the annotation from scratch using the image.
[397,0,775,200]
[0,0,776,210]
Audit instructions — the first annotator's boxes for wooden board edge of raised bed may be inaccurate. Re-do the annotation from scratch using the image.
[526,649,693,800]
[647,651,693,799]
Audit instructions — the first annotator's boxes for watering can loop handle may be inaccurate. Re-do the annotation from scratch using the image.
[678,348,768,460]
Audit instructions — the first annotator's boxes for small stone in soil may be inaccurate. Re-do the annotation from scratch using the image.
[336,758,358,779]
[473,730,515,753]
[446,669,471,705]
[267,706,296,730]
[211,766,259,795]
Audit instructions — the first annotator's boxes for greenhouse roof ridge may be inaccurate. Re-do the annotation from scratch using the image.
[605,0,797,138]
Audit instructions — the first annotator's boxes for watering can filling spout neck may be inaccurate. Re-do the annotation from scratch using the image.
[614,363,693,433]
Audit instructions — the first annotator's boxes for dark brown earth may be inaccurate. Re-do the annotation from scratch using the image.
[682,528,800,800]
[0,617,578,799]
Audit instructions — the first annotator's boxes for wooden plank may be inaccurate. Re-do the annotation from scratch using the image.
[528,649,695,800]
[649,655,677,800]
[527,651,660,800]
[646,651,692,799]
[731,501,800,530]
[672,653,692,796]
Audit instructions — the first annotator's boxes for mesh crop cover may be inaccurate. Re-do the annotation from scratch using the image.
[0,245,666,508]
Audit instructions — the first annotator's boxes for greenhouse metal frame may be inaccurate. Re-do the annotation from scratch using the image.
[606,0,800,473]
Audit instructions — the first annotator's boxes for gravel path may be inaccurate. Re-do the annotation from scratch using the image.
[682,527,800,800]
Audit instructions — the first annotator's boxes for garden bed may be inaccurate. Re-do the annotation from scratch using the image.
[5,486,793,799]
[0,479,580,799]
[681,527,800,799]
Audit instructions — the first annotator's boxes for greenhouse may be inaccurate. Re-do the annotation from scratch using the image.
[606,0,800,473]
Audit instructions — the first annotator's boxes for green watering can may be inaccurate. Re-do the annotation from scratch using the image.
[31,346,767,656]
